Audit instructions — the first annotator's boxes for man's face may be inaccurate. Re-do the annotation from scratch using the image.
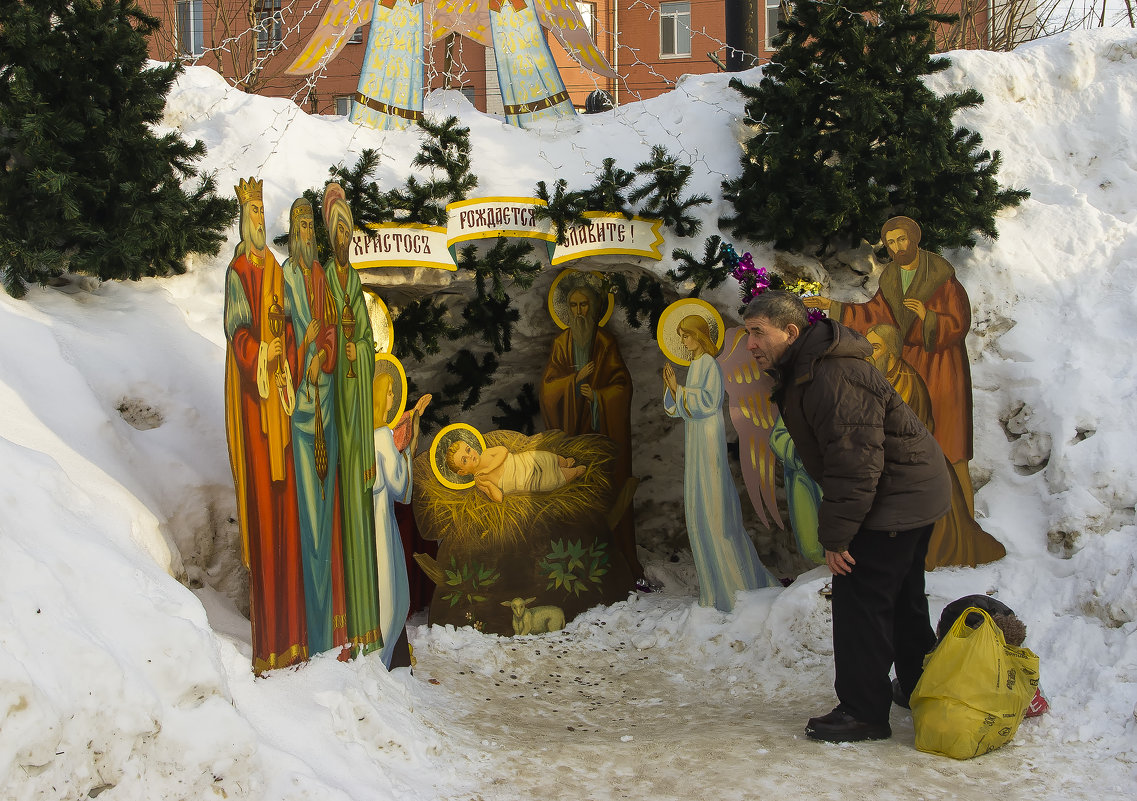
[333,219,351,265]
[885,227,917,265]
[295,216,315,265]
[744,315,798,370]
[246,201,266,251]
[568,291,590,320]
[865,330,894,374]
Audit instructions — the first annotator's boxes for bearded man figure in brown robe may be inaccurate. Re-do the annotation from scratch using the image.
[540,280,642,582]
[807,217,990,541]
[865,323,1005,569]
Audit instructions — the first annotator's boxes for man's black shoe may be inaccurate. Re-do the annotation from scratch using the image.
[805,708,891,742]
[892,678,911,709]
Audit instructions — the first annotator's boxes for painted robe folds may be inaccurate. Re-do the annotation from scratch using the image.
[282,256,349,657]
[540,327,640,578]
[834,250,972,464]
[372,426,413,668]
[351,0,424,130]
[664,353,774,612]
[327,263,383,655]
[224,249,307,673]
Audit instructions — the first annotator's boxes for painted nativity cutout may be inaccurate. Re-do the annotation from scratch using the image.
[411,423,636,635]
[803,215,1006,569]
[658,298,777,613]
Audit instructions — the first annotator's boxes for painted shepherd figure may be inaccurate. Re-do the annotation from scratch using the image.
[223,178,307,674]
[540,278,642,580]
[323,184,383,657]
[662,313,777,613]
[281,198,349,659]
[807,217,980,518]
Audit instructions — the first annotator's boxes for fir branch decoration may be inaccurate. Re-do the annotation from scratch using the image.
[455,294,520,355]
[532,179,592,245]
[629,146,711,237]
[414,116,478,202]
[443,349,500,410]
[579,157,636,218]
[393,298,454,361]
[456,238,542,302]
[668,235,734,297]
[606,272,667,333]
[491,383,541,434]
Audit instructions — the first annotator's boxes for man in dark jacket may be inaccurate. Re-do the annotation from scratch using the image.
[744,291,951,742]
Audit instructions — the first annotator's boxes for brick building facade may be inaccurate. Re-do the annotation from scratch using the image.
[139,0,984,116]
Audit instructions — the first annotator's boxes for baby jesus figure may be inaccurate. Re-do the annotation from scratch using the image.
[445,440,587,502]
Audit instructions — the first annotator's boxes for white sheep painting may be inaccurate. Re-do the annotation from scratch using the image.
[501,597,566,636]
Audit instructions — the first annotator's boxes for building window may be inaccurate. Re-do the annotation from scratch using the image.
[459,86,476,105]
[334,96,352,116]
[348,26,364,44]
[256,0,284,51]
[660,2,691,58]
[766,0,787,48]
[175,0,204,56]
[576,1,596,38]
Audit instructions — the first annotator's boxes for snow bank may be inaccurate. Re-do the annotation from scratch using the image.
[0,29,1135,799]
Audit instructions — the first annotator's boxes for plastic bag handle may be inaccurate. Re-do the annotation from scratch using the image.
[947,605,1007,647]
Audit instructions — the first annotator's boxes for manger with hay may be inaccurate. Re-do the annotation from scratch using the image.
[412,428,636,635]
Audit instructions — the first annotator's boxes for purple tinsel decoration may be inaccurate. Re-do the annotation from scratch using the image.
[807,307,827,324]
[730,249,771,303]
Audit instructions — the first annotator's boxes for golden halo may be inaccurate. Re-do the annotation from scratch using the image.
[363,289,394,354]
[372,353,408,429]
[656,298,725,366]
[547,270,615,330]
[430,423,487,490]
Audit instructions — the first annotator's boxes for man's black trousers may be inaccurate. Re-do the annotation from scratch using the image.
[831,524,938,724]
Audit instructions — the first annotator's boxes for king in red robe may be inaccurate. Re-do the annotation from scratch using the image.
[224,178,308,674]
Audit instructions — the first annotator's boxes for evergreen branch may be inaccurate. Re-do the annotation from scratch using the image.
[532,179,591,245]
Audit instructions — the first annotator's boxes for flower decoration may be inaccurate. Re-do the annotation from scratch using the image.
[724,242,827,322]
[724,244,771,303]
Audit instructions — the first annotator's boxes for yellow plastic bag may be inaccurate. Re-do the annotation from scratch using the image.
[911,606,1040,759]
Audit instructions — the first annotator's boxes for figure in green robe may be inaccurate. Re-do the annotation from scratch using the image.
[323,184,382,656]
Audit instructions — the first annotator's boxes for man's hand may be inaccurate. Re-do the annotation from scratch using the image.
[306,352,322,385]
[580,384,593,400]
[803,296,831,310]
[345,341,357,362]
[575,361,595,384]
[302,319,320,349]
[267,337,284,363]
[903,298,927,320]
[825,549,856,576]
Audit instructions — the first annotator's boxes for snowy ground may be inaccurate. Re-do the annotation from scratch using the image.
[1,28,1136,801]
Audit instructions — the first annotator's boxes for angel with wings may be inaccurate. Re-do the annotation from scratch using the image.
[285,0,616,130]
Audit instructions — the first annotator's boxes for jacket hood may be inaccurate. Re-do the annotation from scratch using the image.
[776,317,872,386]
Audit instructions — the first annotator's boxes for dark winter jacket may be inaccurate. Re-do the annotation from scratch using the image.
[770,318,951,553]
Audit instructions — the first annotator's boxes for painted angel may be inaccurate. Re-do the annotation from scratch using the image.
[285,0,616,130]
[716,326,784,532]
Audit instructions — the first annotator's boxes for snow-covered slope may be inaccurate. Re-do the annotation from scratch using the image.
[0,30,1135,800]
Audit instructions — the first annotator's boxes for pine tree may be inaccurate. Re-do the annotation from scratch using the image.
[0,0,236,298]
[720,0,1028,256]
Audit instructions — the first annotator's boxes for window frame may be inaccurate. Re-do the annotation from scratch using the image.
[256,0,284,52]
[175,0,205,56]
[659,1,692,59]
[576,1,596,39]
[765,0,787,48]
